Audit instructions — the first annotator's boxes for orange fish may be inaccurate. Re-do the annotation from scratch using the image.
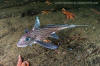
[17,55,29,66]
[62,8,75,20]
[41,10,49,14]
[45,0,52,5]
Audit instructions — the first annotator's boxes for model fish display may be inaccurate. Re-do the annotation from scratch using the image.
[17,16,88,49]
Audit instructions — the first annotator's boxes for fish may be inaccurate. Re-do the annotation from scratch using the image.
[17,16,88,50]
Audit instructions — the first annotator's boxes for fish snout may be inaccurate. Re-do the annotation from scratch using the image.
[17,41,28,47]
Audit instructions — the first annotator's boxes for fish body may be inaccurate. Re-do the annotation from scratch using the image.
[17,16,88,49]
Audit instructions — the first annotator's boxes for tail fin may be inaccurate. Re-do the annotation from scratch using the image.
[66,24,88,28]
[59,24,88,30]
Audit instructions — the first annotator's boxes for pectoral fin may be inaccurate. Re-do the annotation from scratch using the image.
[36,40,58,49]
[50,32,59,39]
[32,16,40,30]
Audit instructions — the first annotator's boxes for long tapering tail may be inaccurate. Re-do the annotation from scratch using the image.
[58,24,88,30]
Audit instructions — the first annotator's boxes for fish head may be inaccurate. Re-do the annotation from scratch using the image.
[17,33,36,47]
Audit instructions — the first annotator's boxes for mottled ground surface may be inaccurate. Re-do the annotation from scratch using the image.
[0,7,100,66]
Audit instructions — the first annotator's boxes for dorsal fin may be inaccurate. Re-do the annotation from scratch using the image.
[32,16,40,30]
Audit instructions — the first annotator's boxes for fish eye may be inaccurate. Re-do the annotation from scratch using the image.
[25,37,31,41]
